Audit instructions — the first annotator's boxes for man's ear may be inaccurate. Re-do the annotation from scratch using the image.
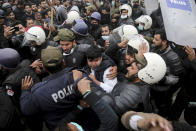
[73,40,76,47]
[162,40,167,45]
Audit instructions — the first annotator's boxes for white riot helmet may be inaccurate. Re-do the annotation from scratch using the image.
[118,25,138,41]
[119,4,132,17]
[23,26,46,46]
[127,34,150,53]
[66,10,80,24]
[138,52,166,84]
[135,15,152,30]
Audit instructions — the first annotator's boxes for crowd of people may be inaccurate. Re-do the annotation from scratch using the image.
[0,0,196,131]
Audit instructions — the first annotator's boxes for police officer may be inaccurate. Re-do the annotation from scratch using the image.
[71,20,94,50]
[135,15,153,37]
[55,77,119,131]
[22,26,58,61]
[0,48,23,131]
[20,46,84,131]
[118,4,134,26]
[54,28,86,68]
[0,48,39,131]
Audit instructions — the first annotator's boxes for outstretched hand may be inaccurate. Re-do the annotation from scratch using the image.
[137,113,173,131]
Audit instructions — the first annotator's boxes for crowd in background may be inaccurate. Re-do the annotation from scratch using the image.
[0,0,196,131]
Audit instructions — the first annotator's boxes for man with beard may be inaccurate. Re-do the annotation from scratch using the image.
[88,12,102,41]
[150,29,185,117]
[22,4,35,25]
[104,45,167,116]
[54,28,87,68]
[54,27,118,79]
[105,25,139,80]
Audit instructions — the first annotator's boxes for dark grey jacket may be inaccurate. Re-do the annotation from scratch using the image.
[84,92,119,131]
[60,46,86,68]
[118,17,134,26]
[151,45,185,91]
[106,34,127,80]
[111,81,152,115]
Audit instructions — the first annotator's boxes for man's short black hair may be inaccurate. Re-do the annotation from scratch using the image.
[31,3,36,6]
[24,3,31,8]
[101,24,109,29]
[155,29,167,41]
[86,45,102,60]
[127,46,136,56]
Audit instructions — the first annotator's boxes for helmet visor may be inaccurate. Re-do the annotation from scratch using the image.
[22,32,37,46]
